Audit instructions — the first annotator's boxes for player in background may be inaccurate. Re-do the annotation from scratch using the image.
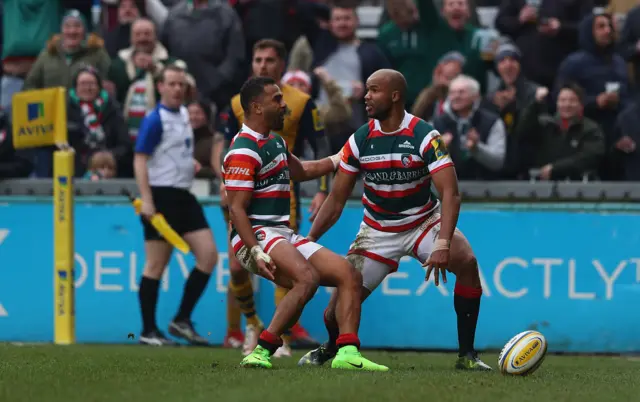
[298,69,492,371]
[212,39,326,356]
[134,65,218,346]
[224,76,388,371]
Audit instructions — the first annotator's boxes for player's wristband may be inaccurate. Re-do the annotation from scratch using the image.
[250,245,272,264]
[433,238,450,252]
[329,152,342,170]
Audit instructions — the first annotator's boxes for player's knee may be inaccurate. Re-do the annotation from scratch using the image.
[143,260,165,279]
[344,265,363,292]
[229,254,244,275]
[294,265,320,302]
[457,253,480,284]
[197,249,218,274]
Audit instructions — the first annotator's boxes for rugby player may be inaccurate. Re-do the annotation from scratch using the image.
[134,65,218,346]
[224,76,388,371]
[297,69,492,371]
[212,39,326,356]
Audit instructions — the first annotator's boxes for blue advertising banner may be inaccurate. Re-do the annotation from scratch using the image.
[0,200,639,353]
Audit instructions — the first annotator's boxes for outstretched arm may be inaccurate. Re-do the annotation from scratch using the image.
[288,151,341,182]
[307,169,357,241]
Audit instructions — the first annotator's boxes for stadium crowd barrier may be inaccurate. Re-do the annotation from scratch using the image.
[0,179,639,353]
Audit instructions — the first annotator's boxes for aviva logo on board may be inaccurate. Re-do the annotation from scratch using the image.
[11,87,67,149]
[27,102,45,121]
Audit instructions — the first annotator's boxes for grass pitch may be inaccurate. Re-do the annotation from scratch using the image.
[1,344,638,402]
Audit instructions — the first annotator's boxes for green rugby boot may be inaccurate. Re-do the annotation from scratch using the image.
[240,345,272,369]
[455,352,492,371]
[330,345,389,372]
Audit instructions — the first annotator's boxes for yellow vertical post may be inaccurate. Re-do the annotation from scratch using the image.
[12,87,74,344]
[53,151,75,345]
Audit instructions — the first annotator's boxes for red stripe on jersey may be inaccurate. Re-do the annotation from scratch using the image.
[361,159,425,170]
[429,162,454,174]
[342,139,356,162]
[339,164,359,175]
[363,197,435,216]
[364,181,425,198]
[347,248,399,270]
[226,154,261,169]
[408,116,420,131]
[363,214,428,233]
[257,159,288,180]
[254,191,290,198]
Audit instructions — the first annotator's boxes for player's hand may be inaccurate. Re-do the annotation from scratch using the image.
[251,246,276,281]
[309,191,327,221]
[423,250,449,286]
[140,199,156,220]
[256,259,276,281]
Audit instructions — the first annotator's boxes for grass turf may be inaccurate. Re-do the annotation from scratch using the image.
[1,344,638,402]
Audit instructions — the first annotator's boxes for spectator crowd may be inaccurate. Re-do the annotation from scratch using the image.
[1,0,640,184]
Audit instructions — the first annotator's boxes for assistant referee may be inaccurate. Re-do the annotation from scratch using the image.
[134,64,218,346]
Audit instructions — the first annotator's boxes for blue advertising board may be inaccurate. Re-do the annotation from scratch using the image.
[0,199,639,353]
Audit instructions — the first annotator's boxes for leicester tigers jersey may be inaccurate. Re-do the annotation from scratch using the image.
[223,124,291,237]
[340,113,454,233]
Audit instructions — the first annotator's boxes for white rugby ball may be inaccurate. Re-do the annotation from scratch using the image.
[498,330,548,376]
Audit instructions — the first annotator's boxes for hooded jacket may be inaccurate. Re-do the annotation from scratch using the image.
[554,14,630,140]
[23,33,111,90]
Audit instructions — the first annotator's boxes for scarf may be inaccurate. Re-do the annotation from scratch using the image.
[70,88,109,150]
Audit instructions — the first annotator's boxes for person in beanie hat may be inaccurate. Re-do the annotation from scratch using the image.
[24,9,111,91]
[484,41,538,178]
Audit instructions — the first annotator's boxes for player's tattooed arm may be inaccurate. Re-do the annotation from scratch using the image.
[227,189,260,250]
[307,170,357,242]
[430,165,461,245]
[288,152,341,183]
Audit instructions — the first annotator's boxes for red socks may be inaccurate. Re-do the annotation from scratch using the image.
[258,330,283,355]
[336,333,360,349]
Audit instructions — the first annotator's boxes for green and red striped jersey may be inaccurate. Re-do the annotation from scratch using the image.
[340,113,453,232]
[223,124,291,237]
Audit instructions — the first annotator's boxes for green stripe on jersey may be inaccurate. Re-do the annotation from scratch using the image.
[227,133,291,233]
[349,119,444,224]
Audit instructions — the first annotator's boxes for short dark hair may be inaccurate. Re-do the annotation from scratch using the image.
[559,82,585,104]
[158,64,185,82]
[253,39,287,61]
[240,76,277,114]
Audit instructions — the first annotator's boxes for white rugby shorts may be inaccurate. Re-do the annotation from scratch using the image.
[347,213,462,291]
[231,225,323,274]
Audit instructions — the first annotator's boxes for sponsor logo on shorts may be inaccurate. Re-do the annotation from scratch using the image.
[255,230,266,241]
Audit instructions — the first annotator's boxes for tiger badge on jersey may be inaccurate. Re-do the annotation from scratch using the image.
[256,230,266,241]
[430,135,448,160]
[401,154,412,167]
[311,107,325,132]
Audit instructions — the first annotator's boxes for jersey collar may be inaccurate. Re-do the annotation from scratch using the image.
[373,111,414,134]
[241,124,270,140]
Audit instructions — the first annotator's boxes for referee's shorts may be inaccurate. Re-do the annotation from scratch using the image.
[142,186,209,242]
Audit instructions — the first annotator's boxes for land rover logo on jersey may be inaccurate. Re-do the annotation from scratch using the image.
[256,230,266,241]
[401,154,412,167]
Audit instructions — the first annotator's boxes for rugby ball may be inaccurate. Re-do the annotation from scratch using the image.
[498,330,548,376]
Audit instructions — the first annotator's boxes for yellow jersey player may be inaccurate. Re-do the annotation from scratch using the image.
[211,39,329,356]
